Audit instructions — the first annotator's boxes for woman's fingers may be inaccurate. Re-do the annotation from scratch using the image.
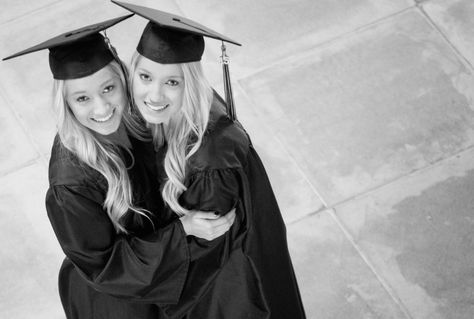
[192,211,219,219]
[181,207,238,240]
[209,212,236,237]
[200,211,236,240]
[207,210,236,228]
[193,207,236,220]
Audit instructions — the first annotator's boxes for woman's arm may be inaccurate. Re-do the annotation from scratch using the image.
[160,167,249,315]
[46,184,189,304]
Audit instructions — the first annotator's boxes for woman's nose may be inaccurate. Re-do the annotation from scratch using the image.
[94,96,111,115]
[148,84,163,102]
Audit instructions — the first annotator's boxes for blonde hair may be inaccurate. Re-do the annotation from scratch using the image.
[130,52,213,216]
[53,60,152,233]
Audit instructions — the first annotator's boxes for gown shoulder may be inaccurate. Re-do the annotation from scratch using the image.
[188,93,250,173]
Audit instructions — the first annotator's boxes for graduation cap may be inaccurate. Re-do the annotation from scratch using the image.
[111,0,241,121]
[2,14,133,80]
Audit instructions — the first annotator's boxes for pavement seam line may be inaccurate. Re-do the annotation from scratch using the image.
[257,118,413,317]
[0,0,64,27]
[234,80,329,212]
[326,143,474,210]
[0,158,39,179]
[288,142,474,226]
[286,208,326,226]
[234,5,416,81]
[327,208,414,319]
[416,2,474,70]
[0,86,49,170]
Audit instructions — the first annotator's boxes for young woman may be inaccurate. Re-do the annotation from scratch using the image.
[3,15,235,319]
[115,2,307,318]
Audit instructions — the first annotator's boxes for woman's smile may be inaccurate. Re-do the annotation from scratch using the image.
[144,101,170,112]
[91,108,116,123]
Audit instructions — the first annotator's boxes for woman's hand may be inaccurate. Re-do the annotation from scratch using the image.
[180,208,236,240]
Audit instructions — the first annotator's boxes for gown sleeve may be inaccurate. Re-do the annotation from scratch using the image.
[160,167,253,317]
[180,168,245,260]
[182,168,240,214]
[46,182,190,304]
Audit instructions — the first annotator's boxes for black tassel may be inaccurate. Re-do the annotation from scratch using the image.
[221,42,236,121]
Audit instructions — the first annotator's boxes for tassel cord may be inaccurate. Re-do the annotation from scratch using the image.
[221,42,236,121]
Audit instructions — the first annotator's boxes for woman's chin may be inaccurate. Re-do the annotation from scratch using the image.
[141,112,165,125]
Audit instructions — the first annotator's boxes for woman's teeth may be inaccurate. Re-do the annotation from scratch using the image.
[145,101,169,111]
[93,109,115,123]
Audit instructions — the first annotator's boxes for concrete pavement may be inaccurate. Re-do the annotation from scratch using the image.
[1,0,473,318]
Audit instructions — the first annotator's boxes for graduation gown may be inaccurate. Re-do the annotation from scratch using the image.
[159,94,306,319]
[45,134,190,319]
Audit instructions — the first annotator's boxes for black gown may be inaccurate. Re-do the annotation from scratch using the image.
[158,94,307,319]
[45,133,190,318]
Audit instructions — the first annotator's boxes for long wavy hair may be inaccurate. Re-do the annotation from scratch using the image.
[53,60,151,233]
[129,52,213,216]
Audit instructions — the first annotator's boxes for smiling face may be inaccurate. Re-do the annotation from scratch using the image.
[65,65,126,136]
[132,55,184,126]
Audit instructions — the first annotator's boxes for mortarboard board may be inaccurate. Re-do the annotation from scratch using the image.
[112,0,240,64]
[111,0,241,120]
[2,14,133,80]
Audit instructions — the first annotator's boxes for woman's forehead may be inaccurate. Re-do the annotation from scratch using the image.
[65,67,119,93]
[136,57,183,77]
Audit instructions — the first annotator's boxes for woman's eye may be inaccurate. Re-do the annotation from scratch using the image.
[76,96,89,103]
[103,85,114,93]
[165,79,180,86]
[139,73,151,81]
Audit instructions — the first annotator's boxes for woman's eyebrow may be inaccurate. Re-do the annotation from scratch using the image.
[99,78,115,87]
[68,89,87,95]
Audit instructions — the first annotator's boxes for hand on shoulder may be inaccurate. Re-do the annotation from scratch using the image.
[179,208,236,241]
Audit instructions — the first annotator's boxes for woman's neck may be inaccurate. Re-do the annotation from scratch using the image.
[162,122,169,141]
[105,122,132,149]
